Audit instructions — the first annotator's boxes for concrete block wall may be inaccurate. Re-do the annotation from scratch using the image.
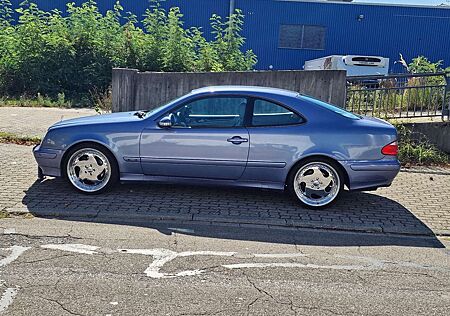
[112,69,347,112]
[405,122,450,154]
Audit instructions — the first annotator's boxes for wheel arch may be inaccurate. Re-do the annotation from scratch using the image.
[285,155,350,189]
[60,140,120,178]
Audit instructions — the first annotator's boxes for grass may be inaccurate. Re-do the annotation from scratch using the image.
[0,90,111,110]
[0,132,41,146]
[398,143,449,166]
[0,98,64,108]
[394,123,449,166]
[0,93,95,109]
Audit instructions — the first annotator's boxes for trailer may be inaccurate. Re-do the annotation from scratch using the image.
[304,55,390,76]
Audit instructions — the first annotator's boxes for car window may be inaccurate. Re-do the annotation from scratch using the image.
[301,95,361,120]
[252,99,304,126]
[169,97,247,128]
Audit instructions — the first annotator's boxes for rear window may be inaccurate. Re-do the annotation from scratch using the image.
[252,99,304,126]
[301,96,360,120]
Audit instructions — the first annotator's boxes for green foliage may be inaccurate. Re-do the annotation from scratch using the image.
[0,131,41,145]
[0,210,9,219]
[0,0,257,106]
[210,11,257,71]
[406,55,444,74]
[0,94,72,107]
[393,123,449,165]
[347,54,449,117]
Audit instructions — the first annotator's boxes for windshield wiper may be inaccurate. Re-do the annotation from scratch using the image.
[134,111,148,119]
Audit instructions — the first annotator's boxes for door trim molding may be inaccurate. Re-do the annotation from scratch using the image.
[140,157,247,167]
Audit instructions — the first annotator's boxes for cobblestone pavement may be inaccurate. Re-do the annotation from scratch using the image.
[1,143,450,236]
[0,107,96,137]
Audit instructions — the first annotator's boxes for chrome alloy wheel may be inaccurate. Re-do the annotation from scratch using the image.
[67,148,111,193]
[293,162,340,207]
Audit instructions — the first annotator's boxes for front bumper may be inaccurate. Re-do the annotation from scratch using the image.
[341,159,401,191]
[33,144,64,177]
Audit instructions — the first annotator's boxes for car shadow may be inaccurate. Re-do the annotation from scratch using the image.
[21,178,444,248]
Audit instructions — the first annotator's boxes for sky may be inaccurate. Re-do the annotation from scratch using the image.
[354,0,447,6]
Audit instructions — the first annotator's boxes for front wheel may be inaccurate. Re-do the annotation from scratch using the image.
[64,144,118,194]
[288,158,344,209]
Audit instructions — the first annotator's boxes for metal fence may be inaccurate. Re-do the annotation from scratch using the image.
[346,72,450,120]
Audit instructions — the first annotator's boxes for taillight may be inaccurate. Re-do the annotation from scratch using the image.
[381,141,398,156]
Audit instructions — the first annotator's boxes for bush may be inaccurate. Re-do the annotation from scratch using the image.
[394,123,449,165]
[0,0,257,106]
[347,55,449,117]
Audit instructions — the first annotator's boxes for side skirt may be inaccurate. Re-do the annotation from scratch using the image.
[119,173,285,191]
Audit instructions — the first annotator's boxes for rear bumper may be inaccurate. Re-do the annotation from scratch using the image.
[33,144,63,177]
[341,159,401,191]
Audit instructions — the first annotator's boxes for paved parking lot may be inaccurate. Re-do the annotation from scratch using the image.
[0,107,95,137]
[1,143,450,236]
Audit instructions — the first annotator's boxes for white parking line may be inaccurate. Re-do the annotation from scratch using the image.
[120,249,236,279]
[25,243,450,280]
[223,262,368,270]
[0,288,17,313]
[0,246,30,268]
[41,244,99,255]
[0,246,30,314]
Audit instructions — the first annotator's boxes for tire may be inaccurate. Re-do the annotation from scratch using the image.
[63,143,119,194]
[287,157,344,209]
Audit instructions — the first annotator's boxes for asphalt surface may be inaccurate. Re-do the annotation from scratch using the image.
[1,217,449,315]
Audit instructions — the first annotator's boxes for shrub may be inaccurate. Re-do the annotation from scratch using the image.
[0,0,257,106]
[394,123,449,165]
[347,55,449,116]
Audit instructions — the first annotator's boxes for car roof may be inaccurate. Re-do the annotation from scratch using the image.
[191,85,300,98]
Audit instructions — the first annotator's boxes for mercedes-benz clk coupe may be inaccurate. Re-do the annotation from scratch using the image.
[33,86,400,208]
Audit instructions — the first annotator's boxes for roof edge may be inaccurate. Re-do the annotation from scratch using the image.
[276,0,450,10]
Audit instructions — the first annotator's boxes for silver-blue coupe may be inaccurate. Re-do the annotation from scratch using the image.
[33,86,400,208]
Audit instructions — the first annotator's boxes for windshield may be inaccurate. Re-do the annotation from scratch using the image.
[301,95,361,120]
[144,95,188,118]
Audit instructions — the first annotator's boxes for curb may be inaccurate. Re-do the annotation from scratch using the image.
[4,207,443,237]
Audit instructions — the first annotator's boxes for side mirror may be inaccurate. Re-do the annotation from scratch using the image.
[158,116,173,128]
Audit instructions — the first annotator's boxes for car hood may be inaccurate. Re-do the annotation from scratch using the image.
[49,111,143,129]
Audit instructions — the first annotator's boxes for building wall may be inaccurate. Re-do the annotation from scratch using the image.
[10,0,450,71]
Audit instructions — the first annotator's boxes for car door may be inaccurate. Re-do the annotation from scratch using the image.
[241,98,306,183]
[139,96,250,180]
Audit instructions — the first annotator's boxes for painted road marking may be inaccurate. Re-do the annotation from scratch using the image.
[0,246,30,268]
[120,249,236,279]
[29,244,450,279]
[0,288,17,314]
[223,262,367,270]
[0,246,30,314]
[41,244,99,255]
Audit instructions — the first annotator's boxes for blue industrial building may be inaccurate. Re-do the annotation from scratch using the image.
[8,0,450,71]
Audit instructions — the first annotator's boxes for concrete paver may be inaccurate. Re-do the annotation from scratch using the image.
[1,143,449,236]
[0,107,96,137]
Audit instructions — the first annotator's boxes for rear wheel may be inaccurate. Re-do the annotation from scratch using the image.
[64,144,118,194]
[288,158,343,209]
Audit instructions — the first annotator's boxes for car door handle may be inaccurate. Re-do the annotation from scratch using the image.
[227,136,248,144]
